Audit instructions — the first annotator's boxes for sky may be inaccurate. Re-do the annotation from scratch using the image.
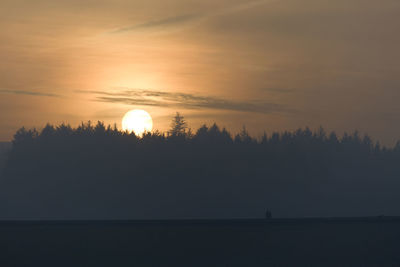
[1,0,400,144]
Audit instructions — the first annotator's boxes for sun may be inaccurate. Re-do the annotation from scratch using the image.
[122,109,153,136]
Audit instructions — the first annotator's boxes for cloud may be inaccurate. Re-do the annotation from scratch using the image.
[0,89,61,97]
[111,13,201,33]
[111,0,274,34]
[78,89,290,114]
[218,0,277,16]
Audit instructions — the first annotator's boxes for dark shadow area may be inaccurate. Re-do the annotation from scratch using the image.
[1,218,400,267]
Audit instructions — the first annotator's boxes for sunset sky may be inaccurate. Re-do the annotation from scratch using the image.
[1,0,399,144]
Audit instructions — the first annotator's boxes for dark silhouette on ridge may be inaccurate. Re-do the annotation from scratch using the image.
[265,210,272,219]
[1,114,400,219]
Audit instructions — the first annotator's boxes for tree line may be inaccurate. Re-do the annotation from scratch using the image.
[1,113,400,219]
[8,112,398,152]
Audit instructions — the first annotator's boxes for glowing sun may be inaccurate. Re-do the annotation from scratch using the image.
[122,109,153,135]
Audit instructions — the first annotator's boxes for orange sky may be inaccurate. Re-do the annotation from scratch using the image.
[1,0,400,144]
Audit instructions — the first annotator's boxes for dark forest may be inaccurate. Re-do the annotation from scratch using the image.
[1,114,400,219]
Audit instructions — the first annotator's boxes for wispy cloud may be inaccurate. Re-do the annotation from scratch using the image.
[218,0,277,16]
[111,14,201,34]
[0,89,61,97]
[77,88,290,114]
[111,0,275,34]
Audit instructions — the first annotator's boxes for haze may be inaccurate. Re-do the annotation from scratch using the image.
[1,0,399,144]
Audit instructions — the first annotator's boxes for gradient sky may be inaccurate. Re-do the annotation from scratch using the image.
[1,0,400,144]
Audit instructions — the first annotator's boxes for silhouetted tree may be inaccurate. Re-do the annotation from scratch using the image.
[169,112,187,136]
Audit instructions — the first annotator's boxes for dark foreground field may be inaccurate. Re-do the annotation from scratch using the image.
[1,218,400,267]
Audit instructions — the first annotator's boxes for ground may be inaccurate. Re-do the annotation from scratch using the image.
[0,218,399,266]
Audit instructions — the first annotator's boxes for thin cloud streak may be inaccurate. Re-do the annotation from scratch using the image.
[79,89,290,114]
[111,14,201,33]
[111,0,275,34]
[0,89,61,98]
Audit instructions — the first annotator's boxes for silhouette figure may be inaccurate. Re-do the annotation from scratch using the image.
[265,210,272,220]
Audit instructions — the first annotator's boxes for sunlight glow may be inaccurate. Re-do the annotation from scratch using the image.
[122,109,153,136]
